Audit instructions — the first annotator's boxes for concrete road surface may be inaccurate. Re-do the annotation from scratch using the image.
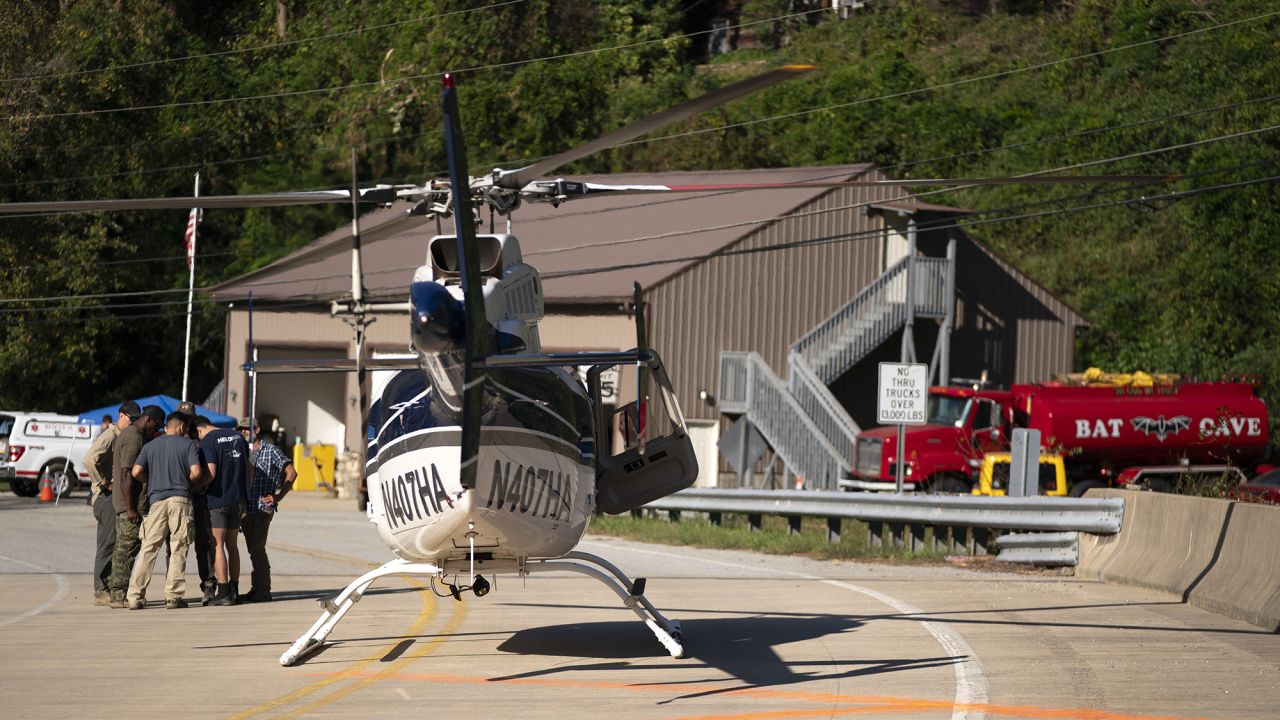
[1,492,1276,719]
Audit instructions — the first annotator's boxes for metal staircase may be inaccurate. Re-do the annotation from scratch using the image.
[718,247,955,490]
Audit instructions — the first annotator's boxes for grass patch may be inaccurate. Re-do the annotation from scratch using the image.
[589,512,951,563]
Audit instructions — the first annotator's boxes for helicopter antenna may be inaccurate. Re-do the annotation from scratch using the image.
[442,73,492,491]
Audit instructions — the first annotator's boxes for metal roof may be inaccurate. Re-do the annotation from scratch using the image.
[211,164,877,304]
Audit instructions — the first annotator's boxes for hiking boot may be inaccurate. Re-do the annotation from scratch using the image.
[109,593,129,609]
[241,587,273,603]
[128,598,146,610]
[201,582,215,607]
[165,598,188,610]
[210,583,235,607]
[94,591,111,607]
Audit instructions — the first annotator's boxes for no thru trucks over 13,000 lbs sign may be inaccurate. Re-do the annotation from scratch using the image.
[877,362,927,426]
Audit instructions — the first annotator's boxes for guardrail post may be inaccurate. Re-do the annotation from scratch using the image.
[709,511,721,527]
[867,520,883,549]
[668,510,681,523]
[748,513,762,532]
[973,527,990,555]
[910,523,926,552]
[788,516,802,535]
[949,526,968,554]
[827,517,841,544]
[890,522,905,549]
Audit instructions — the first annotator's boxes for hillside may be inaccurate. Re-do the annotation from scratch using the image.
[0,0,1277,441]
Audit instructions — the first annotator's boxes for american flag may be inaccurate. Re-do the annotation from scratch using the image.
[184,206,202,269]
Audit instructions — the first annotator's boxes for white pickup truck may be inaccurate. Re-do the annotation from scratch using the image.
[0,412,98,498]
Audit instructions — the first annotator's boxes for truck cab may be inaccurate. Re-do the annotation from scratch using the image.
[845,386,1012,493]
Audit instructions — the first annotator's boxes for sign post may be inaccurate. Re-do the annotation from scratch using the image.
[877,362,928,493]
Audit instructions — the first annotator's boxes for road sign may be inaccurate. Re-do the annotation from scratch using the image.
[877,362,928,426]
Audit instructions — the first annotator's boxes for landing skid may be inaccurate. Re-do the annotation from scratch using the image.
[279,552,684,667]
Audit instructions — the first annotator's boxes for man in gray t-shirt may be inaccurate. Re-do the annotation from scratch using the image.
[126,412,208,609]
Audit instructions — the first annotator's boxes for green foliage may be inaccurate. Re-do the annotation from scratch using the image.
[589,512,949,562]
[0,0,1278,454]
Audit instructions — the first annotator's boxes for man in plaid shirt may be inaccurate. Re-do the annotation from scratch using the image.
[240,422,297,603]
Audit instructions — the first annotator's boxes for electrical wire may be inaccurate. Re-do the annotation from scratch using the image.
[5,6,836,123]
[0,0,532,84]
[539,171,1280,280]
[7,154,1269,313]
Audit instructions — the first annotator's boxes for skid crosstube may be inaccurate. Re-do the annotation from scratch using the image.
[279,551,683,667]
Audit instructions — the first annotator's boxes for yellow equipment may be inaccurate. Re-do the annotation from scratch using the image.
[291,443,337,493]
[971,452,1067,496]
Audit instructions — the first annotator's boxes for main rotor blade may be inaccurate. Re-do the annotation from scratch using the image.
[0,187,398,214]
[497,65,816,189]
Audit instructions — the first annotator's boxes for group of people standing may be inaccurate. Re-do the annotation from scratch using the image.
[84,400,297,609]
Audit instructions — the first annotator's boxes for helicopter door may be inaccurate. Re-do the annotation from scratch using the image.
[589,352,698,514]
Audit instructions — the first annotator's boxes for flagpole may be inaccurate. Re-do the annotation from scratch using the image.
[181,172,200,401]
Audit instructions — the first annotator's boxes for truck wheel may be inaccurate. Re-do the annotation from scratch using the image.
[11,478,37,497]
[928,476,970,494]
[1069,480,1108,498]
[40,462,75,498]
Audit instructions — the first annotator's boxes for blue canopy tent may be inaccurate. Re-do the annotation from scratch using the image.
[78,394,237,428]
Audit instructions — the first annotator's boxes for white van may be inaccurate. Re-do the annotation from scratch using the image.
[0,412,98,498]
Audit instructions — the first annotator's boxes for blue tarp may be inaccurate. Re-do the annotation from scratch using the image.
[78,394,236,428]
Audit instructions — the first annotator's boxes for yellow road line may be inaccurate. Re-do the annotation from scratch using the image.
[225,545,438,720]
[268,598,469,719]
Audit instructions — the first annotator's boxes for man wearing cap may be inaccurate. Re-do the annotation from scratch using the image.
[241,425,296,603]
[126,412,208,610]
[107,404,164,608]
[82,400,138,606]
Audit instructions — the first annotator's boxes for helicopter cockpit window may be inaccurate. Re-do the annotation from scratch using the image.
[429,236,503,280]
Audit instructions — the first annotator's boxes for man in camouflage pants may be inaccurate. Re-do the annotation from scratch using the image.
[107,405,164,608]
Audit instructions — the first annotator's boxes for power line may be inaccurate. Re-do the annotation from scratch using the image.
[6,6,835,123]
[613,10,1280,151]
[0,1,531,84]
[1,251,235,273]
[540,171,1280,280]
[526,124,1280,258]
[2,124,1274,306]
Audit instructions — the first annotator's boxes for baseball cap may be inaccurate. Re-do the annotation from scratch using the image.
[237,417,252,430]
[141,405,166,426]
[176,400,196,416]
[119,400,142,420]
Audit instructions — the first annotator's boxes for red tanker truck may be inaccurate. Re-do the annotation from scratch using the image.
[845,379,1270,496]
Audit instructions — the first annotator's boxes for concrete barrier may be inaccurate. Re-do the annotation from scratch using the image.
[1078,488,1280,632]
[1187,501,1280,632]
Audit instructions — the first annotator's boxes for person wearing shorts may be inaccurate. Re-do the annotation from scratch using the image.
[195,416,250,606]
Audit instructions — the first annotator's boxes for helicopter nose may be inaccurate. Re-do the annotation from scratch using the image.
[410,281,464,353]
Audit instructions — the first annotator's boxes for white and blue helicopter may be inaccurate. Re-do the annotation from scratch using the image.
[0,65,1171,666]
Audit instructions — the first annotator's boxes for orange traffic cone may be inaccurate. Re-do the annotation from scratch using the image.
[38,475,53,502]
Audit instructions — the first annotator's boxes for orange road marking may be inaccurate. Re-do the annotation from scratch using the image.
[308,669,1208,720]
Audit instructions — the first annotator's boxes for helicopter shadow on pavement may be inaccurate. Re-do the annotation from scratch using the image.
[491,611,967,702]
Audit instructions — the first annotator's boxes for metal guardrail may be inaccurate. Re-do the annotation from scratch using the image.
[994,532,1079,566]
[645,488,1124,534]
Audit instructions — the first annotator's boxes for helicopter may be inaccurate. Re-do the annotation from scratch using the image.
[0,65,1173,667]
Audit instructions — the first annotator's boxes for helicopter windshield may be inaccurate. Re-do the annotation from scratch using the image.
[927,394,970,426]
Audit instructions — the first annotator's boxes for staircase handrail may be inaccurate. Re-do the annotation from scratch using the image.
[787,352,861,463]
[792,257,909,362]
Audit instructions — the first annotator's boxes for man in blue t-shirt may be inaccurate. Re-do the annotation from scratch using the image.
[195,416,250,606]
[125,412,206,609]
